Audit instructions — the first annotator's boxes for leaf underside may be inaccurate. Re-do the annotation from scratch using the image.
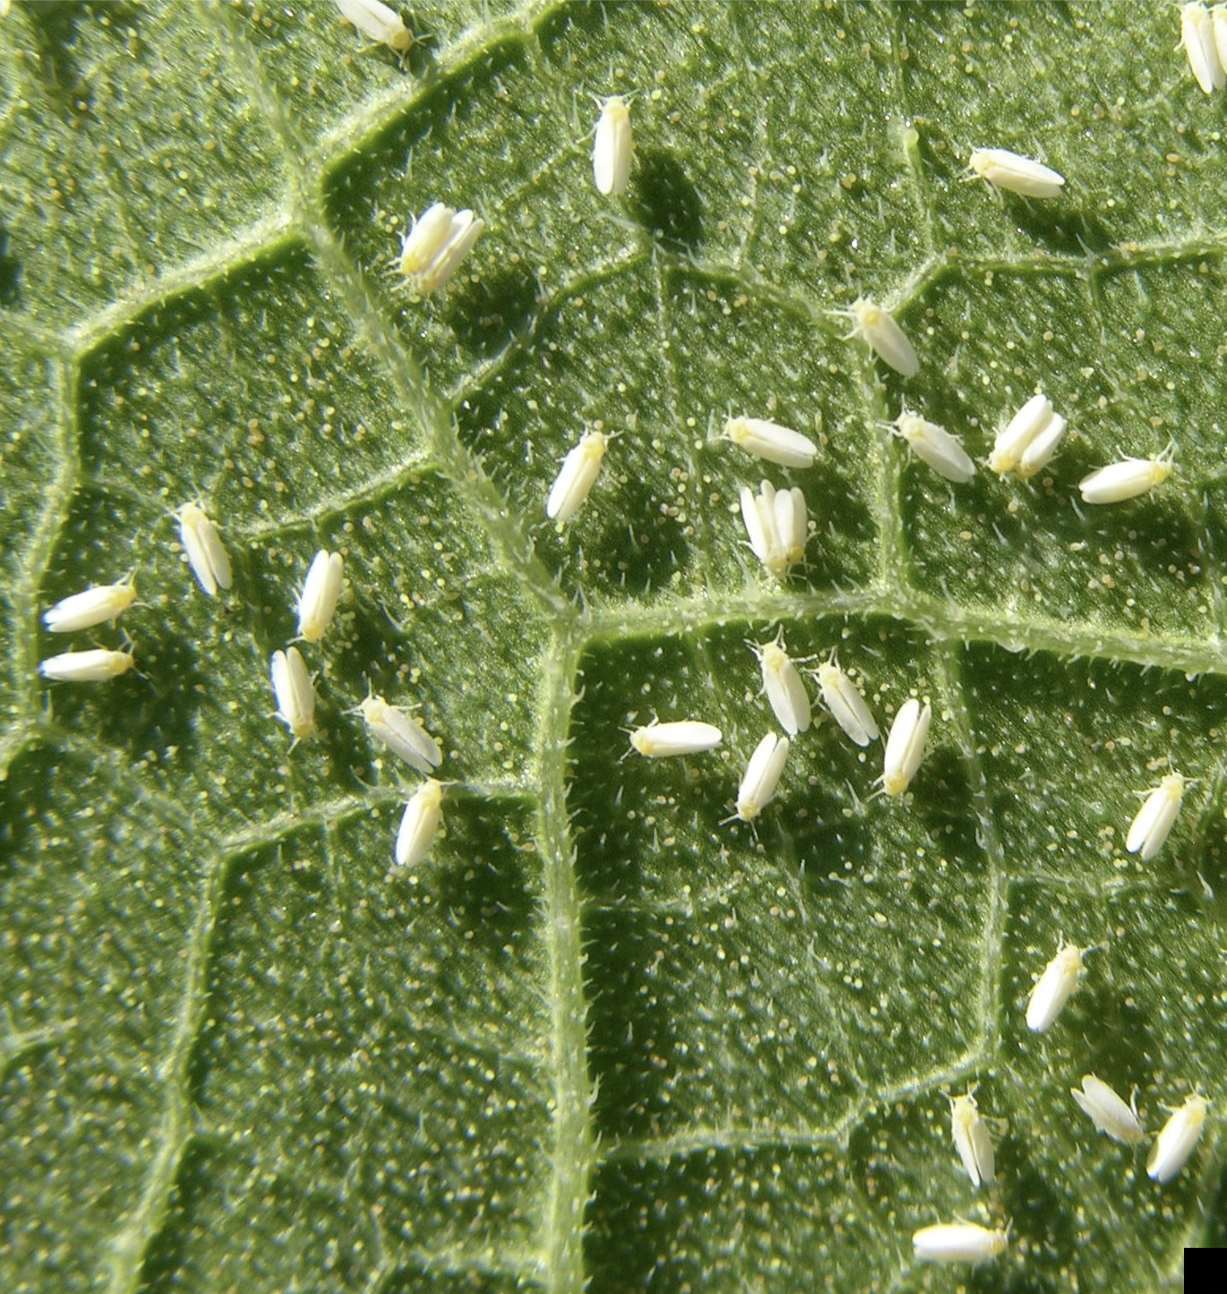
[1,4,1224,1293]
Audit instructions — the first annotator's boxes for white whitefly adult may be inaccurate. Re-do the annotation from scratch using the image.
[297,550,344,643]
[546,431,610,524]
[949,1090,996,1188]
[881,698,931,796]
[358,692,442,775]
[815,656,879,747]
[178,502,232,597]
[333,0,414,51]
[39,648,135,682]
[723,415,817,469]
[1213,4,1227,79]
[628,720,723,758]
[395,778,445,867]
[1016,410,1068,479]
[1126,771,1185,861]
[749,633,811,736]
[270,647,316,743]
[592,95,633,196]
[968,146,1066,198]
[892,411,976,483]
[1181,3,1224,94]
[912,1223,1007,1265]
[1071,1074,1144,1147]
[740,480,808,577]
[43,579,137,633]
[838,296,919,377]
[734,733,790,822]
[1025,939,1091,1032]
[1079,446,1175,504]
[396,204,485,295]
[1147,1094,1210,1183]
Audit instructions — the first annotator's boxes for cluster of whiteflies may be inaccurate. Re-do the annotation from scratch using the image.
[396,203,485,296]
[724,402,1170,622]
[268,548,344,745]
[541,421,809,581]
[46,4,1212,1233]
[389,90,634,303]
[266,548,446,868]
[738,478,808,578]
[622,665,1203,1264]
[1024,935,1210,1181]
[336,4,636,204]
[1181,2,1227,93]
[363,91,490,292]
[624,631,933,831]
[37,502,234,682]
[372,21,1172,524]
[1020,941,1206,1180]
[38,508,445,869]
[691,407,818,584]
[850,232,1173,497]
[990,394,1174,502]
[912,937,1211,1266]
[877,374,1168,502]
[723,360,1169,616]
[348,6,479,298]
[383,86,1171,562]
[330,0,457,368]
[264,13,1216,1272]
[38,577,138,682]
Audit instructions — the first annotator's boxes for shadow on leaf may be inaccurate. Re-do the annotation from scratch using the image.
[629,149,704,253]
[0,224,21,308]
[446,263,541,361]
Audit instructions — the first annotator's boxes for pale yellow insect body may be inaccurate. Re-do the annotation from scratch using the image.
[841,297,919,377]
[334,0,413,52]
[1182,3,1224,94]
[179,502,232,597]
[397,204,485,294]
[1147,1094,1210,1183]
[750,634,811,736]
[43,580,137,633]
[950,1090,996,1188]
[1079,446,1175,504]
[1126,772,1185,861]
[297,550,344,643]
[881,698,931,795]
[1026,939,1089,1032]
[629,720,723,758]
[546,431,609,524]
[724,416,817,469]
[271,647,316,742]
[734,733,789,822]
[1071,1074,1144,1147]
[359,693,442,775]
[893,411,975,483]
[740,480,808,576]
[816,657,879,748]
[593,96,633,196]
[968,146,1065,198]
[39,648,135,682]
[913,1223,1007,1265]
[395,779,445,867]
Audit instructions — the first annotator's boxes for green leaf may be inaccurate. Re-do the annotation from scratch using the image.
[2,3,1223,1291]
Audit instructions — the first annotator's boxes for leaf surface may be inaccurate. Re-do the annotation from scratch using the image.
[1,4,1223,1292]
